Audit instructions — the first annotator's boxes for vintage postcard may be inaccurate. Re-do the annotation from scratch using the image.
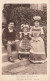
[0,0,50,81]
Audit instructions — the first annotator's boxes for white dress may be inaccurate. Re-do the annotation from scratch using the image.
[19,32,30,51]
[29,26,46,62]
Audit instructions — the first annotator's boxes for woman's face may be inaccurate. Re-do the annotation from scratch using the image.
[34,21,39,27]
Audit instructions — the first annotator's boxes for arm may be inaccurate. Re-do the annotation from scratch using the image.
[19,32,23,39]
[2,28,8,42]
[14,30,20,42]
[40,27,44,39]
[28,32,32,39]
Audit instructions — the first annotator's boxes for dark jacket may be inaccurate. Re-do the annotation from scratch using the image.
[2,28,18,42]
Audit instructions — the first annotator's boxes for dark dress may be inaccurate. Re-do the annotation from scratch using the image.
[19,32,31,51]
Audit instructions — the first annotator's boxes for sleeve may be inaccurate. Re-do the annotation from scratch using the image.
[30,26,33,35]
[27,33,31,39]
[2,28,8,45]
[2,28,7,40]
[19,32,23,40]
[41,27,44,34]
[15,33,18,40]
[15,30,19,40]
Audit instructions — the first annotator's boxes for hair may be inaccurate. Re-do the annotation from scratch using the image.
[22,27,29,32]
[34,20,40,22]
[7,20,15,25]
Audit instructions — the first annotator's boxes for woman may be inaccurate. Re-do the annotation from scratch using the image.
[29,16,47,63]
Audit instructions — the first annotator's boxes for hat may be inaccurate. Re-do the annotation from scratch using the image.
[21,24,29,29]
[33,16,41,21]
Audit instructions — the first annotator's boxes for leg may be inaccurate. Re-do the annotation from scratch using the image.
[7,43,12,58]
[7,43,14,62]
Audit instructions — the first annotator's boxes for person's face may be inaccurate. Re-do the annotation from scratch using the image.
[34,21,39,27]
[8,22,14,30]
[23,27,28,32]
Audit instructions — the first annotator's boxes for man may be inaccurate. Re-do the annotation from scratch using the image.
[3,20,19,62]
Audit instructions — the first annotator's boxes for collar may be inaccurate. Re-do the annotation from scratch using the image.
[9,29,13,32]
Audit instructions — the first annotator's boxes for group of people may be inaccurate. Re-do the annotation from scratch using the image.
[3,16,47,63]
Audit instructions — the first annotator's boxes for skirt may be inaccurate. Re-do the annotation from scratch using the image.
[29,37,46,63]
[19,38,30,50]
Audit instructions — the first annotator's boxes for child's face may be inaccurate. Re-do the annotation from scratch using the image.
[23,27,28,32]
[34,21,39,27]
[8,22,14,30]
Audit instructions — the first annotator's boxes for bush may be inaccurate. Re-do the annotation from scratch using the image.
[3,5,47,56]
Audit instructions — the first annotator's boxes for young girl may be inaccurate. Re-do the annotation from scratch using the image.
[29,16,47,63]
[18,24,31,60]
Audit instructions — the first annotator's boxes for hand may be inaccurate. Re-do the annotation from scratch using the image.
[8,41,12,45]
[19,32,22,34]
[15,40,19,42]
[12,41,15,44]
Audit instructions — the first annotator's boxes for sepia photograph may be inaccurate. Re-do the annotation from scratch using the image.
[2,4,47,75]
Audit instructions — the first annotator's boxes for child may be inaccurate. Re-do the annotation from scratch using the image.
[18,24,31,60]
[29,16,47,63]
